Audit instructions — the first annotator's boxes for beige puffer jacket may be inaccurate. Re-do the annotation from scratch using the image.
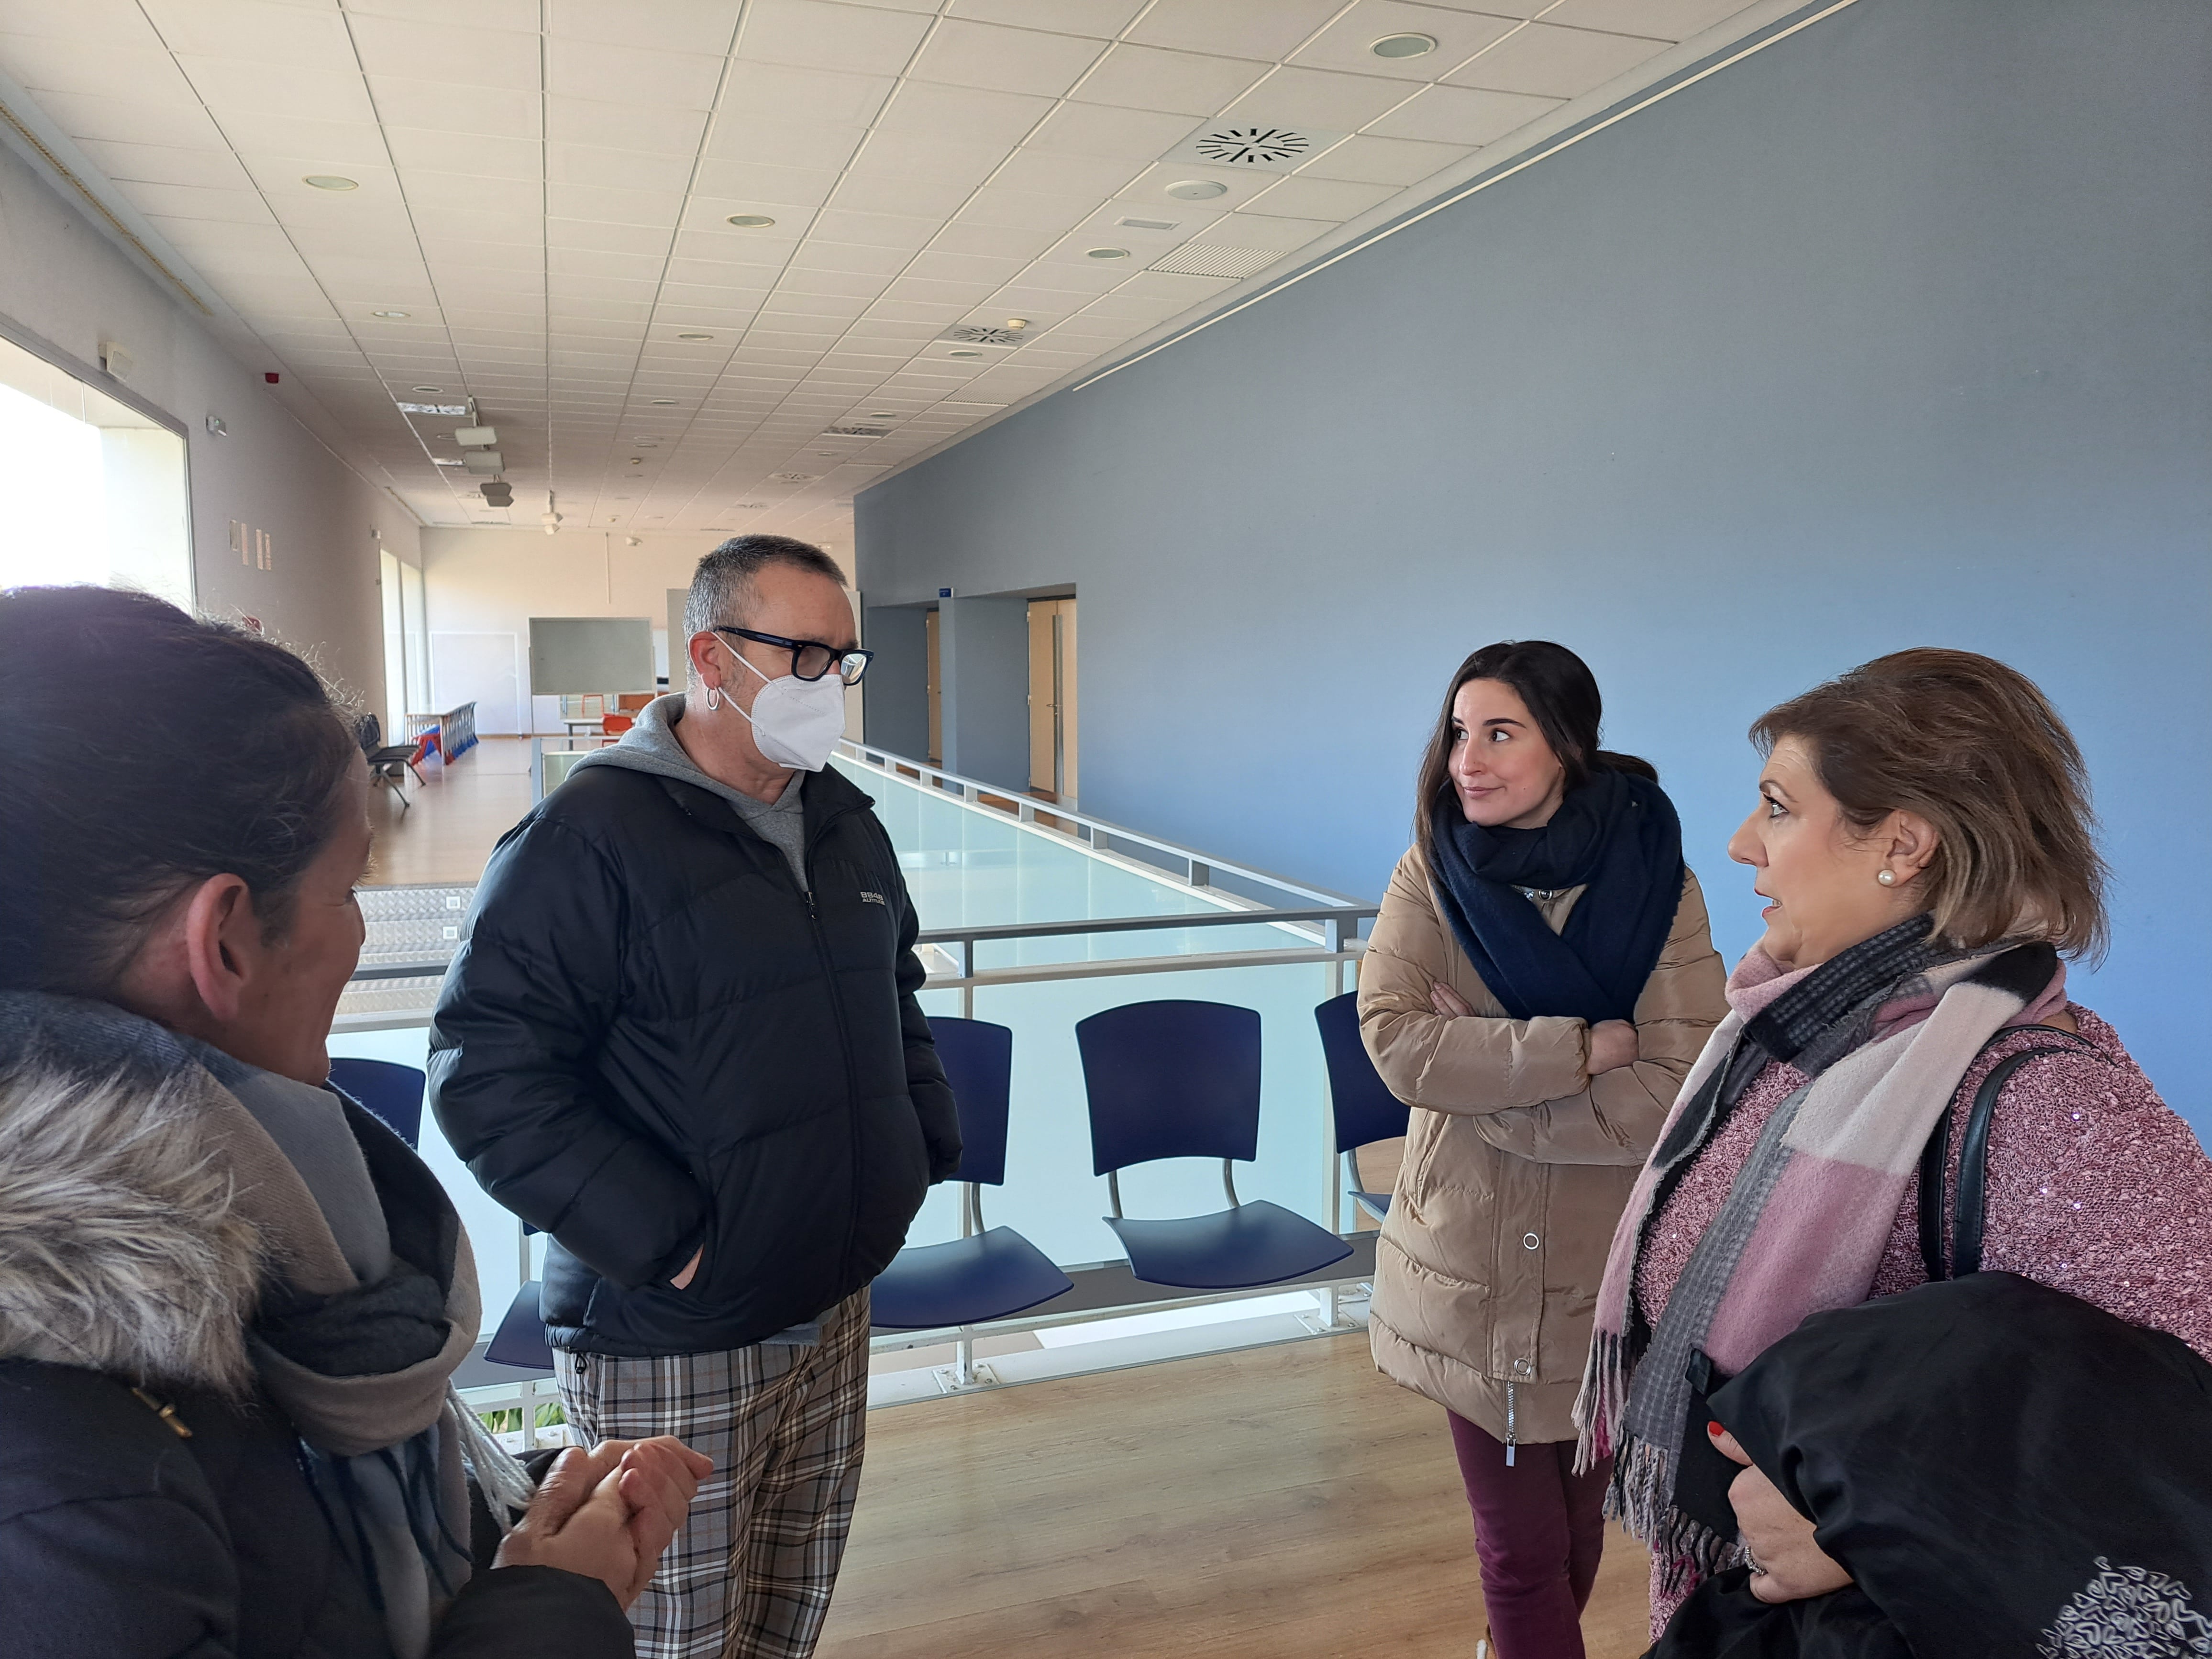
[1360,843,1725,1448]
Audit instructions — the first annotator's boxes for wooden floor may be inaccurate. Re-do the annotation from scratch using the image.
[819,1332,1653,1658]
[365,736,536,887]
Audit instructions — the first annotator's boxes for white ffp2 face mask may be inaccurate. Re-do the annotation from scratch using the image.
[725,651,847,771]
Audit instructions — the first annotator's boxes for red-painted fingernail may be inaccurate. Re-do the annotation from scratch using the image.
[1706,1421,1725,1438]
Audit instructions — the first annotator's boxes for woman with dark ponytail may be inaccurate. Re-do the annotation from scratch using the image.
[1359,641,1726,1657]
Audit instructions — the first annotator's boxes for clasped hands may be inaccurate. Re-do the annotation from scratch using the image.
[1426,982,1640,1074]
[495,1435,715,1609]
[1708,1423,1854,1604]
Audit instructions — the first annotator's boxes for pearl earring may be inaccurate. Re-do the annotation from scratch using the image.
[1876,869,1897,886]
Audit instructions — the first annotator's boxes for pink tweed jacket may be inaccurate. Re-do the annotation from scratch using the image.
[1637,1002,2212,1630]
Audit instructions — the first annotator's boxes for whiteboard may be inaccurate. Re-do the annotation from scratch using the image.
[528,616,654,695]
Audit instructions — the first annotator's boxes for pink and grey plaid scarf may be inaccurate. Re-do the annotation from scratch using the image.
[1572,919,2065,1582]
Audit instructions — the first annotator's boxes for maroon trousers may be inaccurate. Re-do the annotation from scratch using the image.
[1447,1412,1611,1659]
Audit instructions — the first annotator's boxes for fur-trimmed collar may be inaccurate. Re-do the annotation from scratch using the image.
[0,997,265,1393]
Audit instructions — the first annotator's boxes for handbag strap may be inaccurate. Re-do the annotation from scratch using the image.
[1918,1029,2091,1282]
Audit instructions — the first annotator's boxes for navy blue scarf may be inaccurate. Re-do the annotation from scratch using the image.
[1429,768,1684,1024]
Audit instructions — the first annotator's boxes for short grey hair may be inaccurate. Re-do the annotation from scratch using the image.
[683,535,846,683]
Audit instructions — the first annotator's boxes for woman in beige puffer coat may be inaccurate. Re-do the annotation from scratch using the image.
[1359,641,1724,1659]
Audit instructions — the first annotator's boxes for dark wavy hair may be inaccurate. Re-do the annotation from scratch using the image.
[0,586,359,996]
[1413,640,1654,866]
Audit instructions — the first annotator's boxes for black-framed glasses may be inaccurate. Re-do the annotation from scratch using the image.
[712,624,874,686]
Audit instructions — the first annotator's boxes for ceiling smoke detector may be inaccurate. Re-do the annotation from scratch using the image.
[1166,179,1228,200]
[1164,121,1345,173]
[304,175,358,190]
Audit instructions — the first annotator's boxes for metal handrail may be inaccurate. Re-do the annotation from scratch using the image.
[835,739,1366,912]
[920,904,1373,947]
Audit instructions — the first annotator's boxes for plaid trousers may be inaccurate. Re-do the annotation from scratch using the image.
[554,1287,871,1659]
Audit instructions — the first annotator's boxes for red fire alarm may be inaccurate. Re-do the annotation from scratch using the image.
[265,372,279,383]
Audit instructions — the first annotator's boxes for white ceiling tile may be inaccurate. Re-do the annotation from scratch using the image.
[736,0,932,76]
[399,169,532,211]
[550,273,660,301]
[956,186,1101,231]
[212,112,395,163]
[419,238,547,272]
[1446,22,1670,99]
[178,56,376,123]
[348,0,541,26]
[826,173,975,219]
[874,80,1055,148]
[1010,252,1144,294]
[0,0,160,44]
[1221,66,1419,130]
[549,0,742,55]
[702,117,867,173]
[1238,173,1396,220]
[543,143,693,193]
[1363,82,1559,143]
[1290,1,1520,82]
[73,142,252,193]
[544,181,681,228]
[0,34,198,104]
[142,0,358,67]
[867,297,972,324]
[784,241,915,277]
[713,61,896,127]
[693,159,842,207]
[1298,132,1469,185]
[1024,101,1201,161]
[1195,210,1339,247]
[547,39,726,109]
[989,149,1141,199]
[1541,0,1752,40]
[348,16,542,93]
[545,96,709,155]
[843,132,1005,188]
[29,91,232,149]
[413,203,546,244]
[904,249,1026,287]
[111,180,275,223]
[1067,44,1268,116]
[671,228,792,268]
[370,78,542,140]
[546,246,664,280]
[907,19,1105,97]
[947,0,1145,36]
[1127,0,1343,60]
[551,219,682,255]
[929,220,1060,261]
[286,222,423,264]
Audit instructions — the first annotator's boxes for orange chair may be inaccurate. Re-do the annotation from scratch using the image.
[597,711,635,746]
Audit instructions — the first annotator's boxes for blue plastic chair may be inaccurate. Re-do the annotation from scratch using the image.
[1315,993,1412,1223]
[327,1057,423,1150]
[871,1018,1074,1330]
[1076,1000,1352,1291]
[483,1278,554,1372]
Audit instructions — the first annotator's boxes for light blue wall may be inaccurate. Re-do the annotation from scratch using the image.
[855,0,2212,1127]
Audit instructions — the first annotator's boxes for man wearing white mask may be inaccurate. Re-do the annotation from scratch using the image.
[429,535,960,1659]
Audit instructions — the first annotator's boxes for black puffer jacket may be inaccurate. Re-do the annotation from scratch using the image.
[0,1362,622,1659]
[428,758,958,1356]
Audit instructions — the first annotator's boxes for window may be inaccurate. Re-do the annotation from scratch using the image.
[0,332,190,606]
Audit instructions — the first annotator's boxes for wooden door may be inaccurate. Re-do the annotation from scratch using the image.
[924,608,941,763]
[1026,598,1077,801]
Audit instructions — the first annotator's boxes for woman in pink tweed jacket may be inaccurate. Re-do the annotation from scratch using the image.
[1575,650,2212,1638]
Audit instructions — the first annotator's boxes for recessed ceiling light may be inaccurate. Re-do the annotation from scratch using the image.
[411,385,444,394]
[947,349,983,359]
[1370,32,1438,58]
[725,214,776,229]
[304,175,358,191]
[1165,179,1228,201]
[867,411,896,419]
[676,332,714,341]
[1085,246,1131,260]
[371,310,410,319]
[814,451,837,457]
[649,398,678,406]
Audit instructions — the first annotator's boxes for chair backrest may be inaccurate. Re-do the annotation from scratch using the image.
[616,692,653,712]
[354,712,381,753]
[1076,999,1261,1175]
[600,712,635,738]
[926,1016,1013,1186]
[1315,993,1411,1154]
[327,1057,424,1150]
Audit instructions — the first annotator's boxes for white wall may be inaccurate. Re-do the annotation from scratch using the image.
[0,138,418,708]
[421,528,860,734]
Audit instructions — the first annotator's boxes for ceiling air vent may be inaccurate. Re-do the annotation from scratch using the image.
[936,324,1024,349]
[824,424,890,436]
[770,472,815,482]
[731,502,770,510]
[1163,121,1345,173]
[1149,245,1285,280]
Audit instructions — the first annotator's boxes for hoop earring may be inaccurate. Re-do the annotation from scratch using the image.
[704,684,723,711]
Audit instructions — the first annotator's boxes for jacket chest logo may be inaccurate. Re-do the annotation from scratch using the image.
[860,891,886,905]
